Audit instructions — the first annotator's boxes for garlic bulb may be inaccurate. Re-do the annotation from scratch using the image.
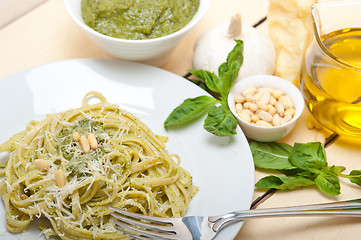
[192,14,276,82]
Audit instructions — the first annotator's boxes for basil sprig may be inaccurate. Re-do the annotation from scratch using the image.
[164,40,244,136]
[251,141,361,195]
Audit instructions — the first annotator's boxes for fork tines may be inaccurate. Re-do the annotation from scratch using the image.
[109,206,177,240]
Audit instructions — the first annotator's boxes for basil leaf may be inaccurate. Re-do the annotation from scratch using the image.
[164,96,217,129]
[289,142,327,171]
[314,171,340,195]
[203,104,237,136]
[255,176,282,189]
[218,40,244,98]
[256,175,315,190]
[278,168,305,176]
[188,69,222,95]
[188,40,244,99]
[297,171,318,180]
[250,141,296,170]
[347,170,361,186]
[325,165,345,175]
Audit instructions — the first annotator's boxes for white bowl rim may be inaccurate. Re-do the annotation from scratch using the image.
[228,74,305,130]
[64,0,210,44]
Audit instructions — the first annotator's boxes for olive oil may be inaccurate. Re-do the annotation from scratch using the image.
[301,28,361,137]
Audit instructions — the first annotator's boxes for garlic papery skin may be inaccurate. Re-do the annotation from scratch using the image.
[228,14,242,38]
[192,17,276,82]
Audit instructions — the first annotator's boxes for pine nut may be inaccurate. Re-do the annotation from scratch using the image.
[249,103,258,112]
[80,135,90,153]
[258,87,273,93]
[279,95,294,109]
[275,102,285,115]
[258,110,273,123]
[34,159,49,171]
[88,133,98,150]
[259,92,270,105]
[313,121,323,130]
[243,109,253,116]
[281,115,293,125]
[284,108,296,117]
[315,132,326,145]
[272,89,284,99]
[256,120,273,127]
[267,105,276,116]
[257,102,269,111]
[235,94,245,104]
[238,111,251,123]
[243,102,251,109]
[243,87,257,96]
[20,194,28,200]
[251,114,260,123]
[235,103,243,112]
[272,114,282,126]
[254,92,263,101]
[306,119,315,130]
[245,94,254,102]
[269,96,277,105]
[73,132,80,142]
[54,169,65,188]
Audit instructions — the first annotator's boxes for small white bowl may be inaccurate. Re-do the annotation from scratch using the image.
[228,75,304,142]
[64,0,209,67]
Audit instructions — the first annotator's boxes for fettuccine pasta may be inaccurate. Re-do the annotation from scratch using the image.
[0,92,198,239]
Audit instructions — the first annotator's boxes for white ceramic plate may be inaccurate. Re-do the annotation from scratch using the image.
[0,59,254,240]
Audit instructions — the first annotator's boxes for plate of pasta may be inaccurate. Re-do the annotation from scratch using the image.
[0,59,255,240]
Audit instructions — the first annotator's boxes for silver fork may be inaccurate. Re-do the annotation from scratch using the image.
[109,198,361,240]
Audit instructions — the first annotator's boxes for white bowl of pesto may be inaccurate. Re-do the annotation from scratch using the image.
[64,0,210,67]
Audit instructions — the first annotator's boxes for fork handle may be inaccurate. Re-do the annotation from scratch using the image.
[210,198,361,232]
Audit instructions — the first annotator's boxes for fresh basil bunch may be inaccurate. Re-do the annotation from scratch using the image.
[251,141,361,195]
[164,40,244,136]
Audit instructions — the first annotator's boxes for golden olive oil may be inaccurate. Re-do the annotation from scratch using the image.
[301,28,361,137]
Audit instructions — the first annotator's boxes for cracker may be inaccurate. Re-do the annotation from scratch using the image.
[268,0,317,84]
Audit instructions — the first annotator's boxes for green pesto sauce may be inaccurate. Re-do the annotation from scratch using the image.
[81,0,200,40]
[57,119,107,177]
